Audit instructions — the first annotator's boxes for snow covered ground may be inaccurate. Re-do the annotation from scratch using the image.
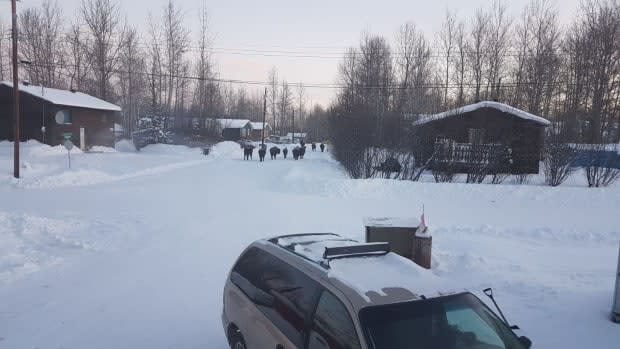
[0,140,619,348]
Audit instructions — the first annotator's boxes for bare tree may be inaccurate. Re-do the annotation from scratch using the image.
[512,0,561,116]
[162,0,189,118]
[469,9,489,101]
[80,0,124,100]
[452,20,467,105]
[268,67,279,133]
[279,81,293,134]
[296,83,306,133]
[193,3,216,119]
[146,13,164,108]
[439,9,457,107]
[19,0,65,88]
[394,23,434,115]
[66,22,91,91]
[118,26,145,135]
[485,0,512,100]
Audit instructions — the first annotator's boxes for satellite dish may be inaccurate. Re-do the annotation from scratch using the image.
[55,110,68,124]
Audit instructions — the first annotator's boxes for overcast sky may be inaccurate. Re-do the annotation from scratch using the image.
[1,0,581,106]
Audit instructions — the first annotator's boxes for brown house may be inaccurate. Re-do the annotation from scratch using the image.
[249,122,271,141]
[0,82,121,148]
[411,101,551,174]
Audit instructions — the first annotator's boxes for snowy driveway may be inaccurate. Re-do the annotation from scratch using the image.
[1,141,619,348]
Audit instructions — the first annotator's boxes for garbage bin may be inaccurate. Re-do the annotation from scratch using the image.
[613,242,620,323]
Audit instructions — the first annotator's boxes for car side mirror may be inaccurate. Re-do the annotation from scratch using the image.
[519,336,532,349]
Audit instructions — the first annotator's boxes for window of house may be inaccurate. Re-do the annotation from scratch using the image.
[55,110,72,125]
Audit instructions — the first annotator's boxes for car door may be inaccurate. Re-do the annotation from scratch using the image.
[306,290,362,349]
[227,247,280,349]
[255,254,321,349]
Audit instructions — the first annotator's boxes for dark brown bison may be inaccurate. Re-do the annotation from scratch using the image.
[292,147,301,160]
[269,146,281,160]
[243,146,255,160]
[258,144,267,162]
[282,147,288,159]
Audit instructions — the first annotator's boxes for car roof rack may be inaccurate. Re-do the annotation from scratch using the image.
[323,242,390,260]
[268,233,340,244]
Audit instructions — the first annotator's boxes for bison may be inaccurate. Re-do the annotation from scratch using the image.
[311,143,316,151]
[269,146,281,160]
[292,147,301,160]
[375,157,402,178]
[320,143,325,152]
[258,144,267,162]
[243,146,255,160]
[299,145,306,159]
[282,147,288,159]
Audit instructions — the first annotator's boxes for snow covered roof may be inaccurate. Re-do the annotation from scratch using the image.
[273,234,450,305]
[216,118,251,129]
[412,101,551,127]
[249,122,270,130]
[1,81,121,112]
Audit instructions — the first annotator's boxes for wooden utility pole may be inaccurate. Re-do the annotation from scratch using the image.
[12,0,20,178]
[292,110,295,143]
[261,87,267,145]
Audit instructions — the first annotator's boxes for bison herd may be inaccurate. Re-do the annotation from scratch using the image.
[241,141,326,162]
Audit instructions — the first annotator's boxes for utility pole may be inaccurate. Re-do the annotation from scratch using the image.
[11,0,20,179]
[261,87,267,145]
[292,110,295,143]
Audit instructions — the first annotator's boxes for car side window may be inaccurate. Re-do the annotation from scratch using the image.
[307,290,361,349]
[257,254,320,348]
[231,247,265,295]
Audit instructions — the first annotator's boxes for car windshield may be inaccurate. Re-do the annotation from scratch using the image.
[360,293,526,349]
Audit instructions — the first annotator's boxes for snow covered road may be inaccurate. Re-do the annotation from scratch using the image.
[0,141,619,348]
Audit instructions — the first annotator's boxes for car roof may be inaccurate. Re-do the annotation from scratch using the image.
[254,233,454,311]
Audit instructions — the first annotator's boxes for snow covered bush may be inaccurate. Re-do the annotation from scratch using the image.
[583,144,620,187]
[543,140,577,187]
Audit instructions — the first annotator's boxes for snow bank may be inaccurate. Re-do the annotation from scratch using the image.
[115,139,136,153]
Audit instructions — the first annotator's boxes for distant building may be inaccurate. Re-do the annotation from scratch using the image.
[411,101,550,174]
[284,132,307,143]
[0,82,121,148]
[249,122,271,141]
[205,118,252,141]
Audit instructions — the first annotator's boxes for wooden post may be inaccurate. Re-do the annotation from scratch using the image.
[412,236,432,269]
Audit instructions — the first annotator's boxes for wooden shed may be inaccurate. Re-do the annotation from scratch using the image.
[249,122,271,141]
[0,82,121,148]
[411,101,551,174]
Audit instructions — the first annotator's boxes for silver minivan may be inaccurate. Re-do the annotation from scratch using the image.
[222,233,532,349]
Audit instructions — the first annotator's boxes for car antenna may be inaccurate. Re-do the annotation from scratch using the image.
[483,288,511,327]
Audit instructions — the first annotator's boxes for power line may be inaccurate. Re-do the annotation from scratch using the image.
[11,60,608,91]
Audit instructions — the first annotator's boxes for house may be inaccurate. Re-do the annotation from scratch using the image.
[0,82,121,148]
[284,132,307,143]
[249,122,271,141]
[205,118,252,141]
[411,101,551,174]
